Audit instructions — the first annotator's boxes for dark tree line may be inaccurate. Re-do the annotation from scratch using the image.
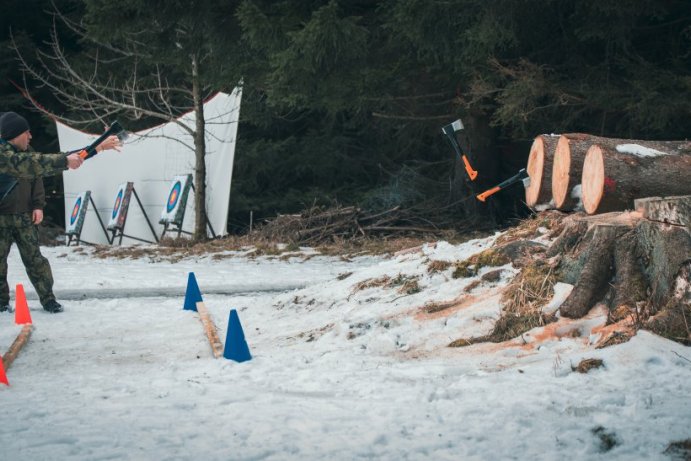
[1,0,689,233]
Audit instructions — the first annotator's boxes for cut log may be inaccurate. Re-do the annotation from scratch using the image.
[551,134,593,210]
[634,195,691,228]
[196,301,224,358]
[581,139,691,214]
[525,134,560,208]
[2,325,33,370]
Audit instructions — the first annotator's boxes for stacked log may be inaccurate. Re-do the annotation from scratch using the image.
[551,133,595,211]
[525,134,560,208]
[580,139,691,214]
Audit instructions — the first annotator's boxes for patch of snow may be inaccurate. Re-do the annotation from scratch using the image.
[0,238,689,460]
[542,282,574,315]
[616,144,670,158]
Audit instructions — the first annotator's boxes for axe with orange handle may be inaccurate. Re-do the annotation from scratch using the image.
[476,168,530,202]
[441,119,478,181]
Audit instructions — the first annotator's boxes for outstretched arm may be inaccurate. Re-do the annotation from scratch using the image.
[0,149,73,179]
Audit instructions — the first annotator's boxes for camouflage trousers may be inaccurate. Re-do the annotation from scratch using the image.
[0,214,55,306]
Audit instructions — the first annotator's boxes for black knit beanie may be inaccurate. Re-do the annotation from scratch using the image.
[0,112,30,140]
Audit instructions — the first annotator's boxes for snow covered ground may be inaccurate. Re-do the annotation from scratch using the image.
[1,234,690,460]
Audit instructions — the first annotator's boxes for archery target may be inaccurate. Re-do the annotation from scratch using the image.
[107,182,134,230]
[65,191,91,235]
[160,174,192,226]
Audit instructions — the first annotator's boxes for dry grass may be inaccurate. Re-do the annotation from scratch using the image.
[495,210,564,246]
[449,260,558,347]
[84,233,443,262]
[573,358,604,373]
[427,260,452,274]
[463,280,482,293]
[501,261,556,315]
[423,302,449,314]
[452,248,511,279]
[596,331,633,349]
[351,273,421,296]
[664,439,691,460]
[352,276,391,292]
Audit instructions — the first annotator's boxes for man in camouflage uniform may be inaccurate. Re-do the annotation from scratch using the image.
[0,112,120,313]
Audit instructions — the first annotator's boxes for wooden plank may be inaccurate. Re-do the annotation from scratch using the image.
[3,325,34,370]
[634,195,691,227]
[196,301,224,358]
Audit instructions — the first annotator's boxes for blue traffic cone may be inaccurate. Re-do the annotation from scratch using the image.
[184,272,203,311]
[223,309,252,363]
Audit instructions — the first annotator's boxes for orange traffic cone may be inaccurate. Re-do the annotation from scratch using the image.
[14,284,32,325]
[0,355,8,386]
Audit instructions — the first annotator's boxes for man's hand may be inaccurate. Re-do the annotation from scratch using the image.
[32,209,43,225]
[96,135,123,153]
[66,153,84,169]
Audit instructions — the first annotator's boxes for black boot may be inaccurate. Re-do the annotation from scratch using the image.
[0,303,11,313]
[43,300,64,313]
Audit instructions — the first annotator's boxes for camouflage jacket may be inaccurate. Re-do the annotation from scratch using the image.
[0,140,68,180]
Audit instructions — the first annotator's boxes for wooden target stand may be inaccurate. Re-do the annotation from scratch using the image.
[107,182,159,245]
[159,175,216,239]
[65,191,111,246]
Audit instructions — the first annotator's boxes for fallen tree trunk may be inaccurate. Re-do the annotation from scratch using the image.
[581,139,691,214]
[525,134,560,208]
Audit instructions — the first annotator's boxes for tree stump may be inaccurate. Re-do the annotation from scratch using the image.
[559,223,632,318]
[580,139,691,214]
[635,195,691,228]
[548,197,690,336]
[525,134,560,208]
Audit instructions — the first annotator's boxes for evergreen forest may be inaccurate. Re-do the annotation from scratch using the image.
[1,0,689,233]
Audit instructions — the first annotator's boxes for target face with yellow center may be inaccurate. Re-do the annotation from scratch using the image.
[160,174,192,226]
[167,181,182,213]
[107,182,134,230]
[66,191,91,235]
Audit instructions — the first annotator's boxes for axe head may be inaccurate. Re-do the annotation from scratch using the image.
[441,119,464,136]
[110,121,129,142]
[518,168,530,188]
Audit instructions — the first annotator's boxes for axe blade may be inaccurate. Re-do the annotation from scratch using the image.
[451,119,463,132]
[441,118,464,136]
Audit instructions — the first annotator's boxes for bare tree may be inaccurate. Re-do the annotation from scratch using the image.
[11,10,228,241]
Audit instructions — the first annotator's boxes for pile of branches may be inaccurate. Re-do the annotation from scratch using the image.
[255,204,454,245]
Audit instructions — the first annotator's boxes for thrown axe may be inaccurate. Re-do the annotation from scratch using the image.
[476,168,531,202]
[76,121,128,159]
[441,119,478,181]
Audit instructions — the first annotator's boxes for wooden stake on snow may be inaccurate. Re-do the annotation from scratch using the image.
[196,301,224,358]
[2,325,34,370]
[525,134,560,208]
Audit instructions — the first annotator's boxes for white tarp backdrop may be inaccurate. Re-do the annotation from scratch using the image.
[58,89,241,245]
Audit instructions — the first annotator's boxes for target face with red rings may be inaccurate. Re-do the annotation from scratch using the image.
[167,181,182,213]
[70,197,82,226]
[112,189,123,220]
